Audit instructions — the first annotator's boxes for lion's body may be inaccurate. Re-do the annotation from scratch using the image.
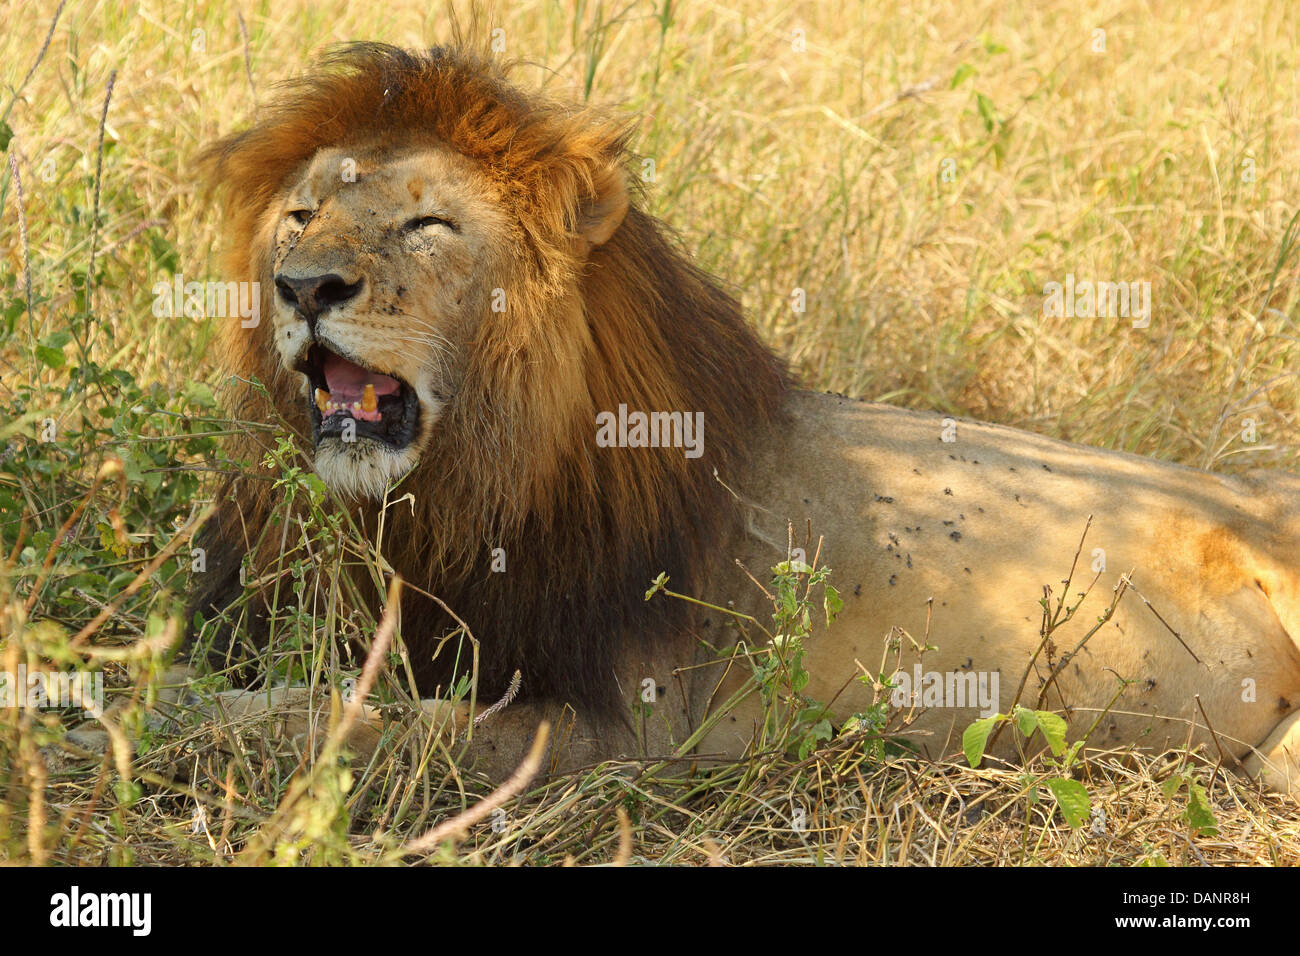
[710,393,1300,787]
[401,391,1300,788]
[184,43,1300,790]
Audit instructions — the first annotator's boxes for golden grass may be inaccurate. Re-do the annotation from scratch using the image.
[1,0,1299,865]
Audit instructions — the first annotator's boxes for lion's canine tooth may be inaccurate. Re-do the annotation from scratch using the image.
[315,388,330,413]
[362,383,377,413]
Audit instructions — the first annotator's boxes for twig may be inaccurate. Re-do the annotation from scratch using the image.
[7,153,35,349]
[399,721,551,855]
[237,12,258,108]
[0,0,64,128]
[84,69,116,339]
[1125,577,1203,664]
[1194,693,1237,783]
[991,517,1100,750]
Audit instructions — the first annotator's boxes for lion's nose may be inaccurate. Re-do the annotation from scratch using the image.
[275,272,363,328]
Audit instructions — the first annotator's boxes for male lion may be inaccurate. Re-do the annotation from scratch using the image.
[172,43,1300,790]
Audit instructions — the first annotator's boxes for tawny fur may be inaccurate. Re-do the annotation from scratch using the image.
[190,43,787,719]
[182,43,1300,791]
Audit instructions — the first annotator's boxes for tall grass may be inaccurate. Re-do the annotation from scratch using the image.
[1,0,1297,865]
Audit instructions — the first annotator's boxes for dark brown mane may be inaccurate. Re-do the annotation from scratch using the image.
[190,43,790,717]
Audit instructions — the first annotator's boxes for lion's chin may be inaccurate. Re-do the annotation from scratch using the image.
[313,438,423,500]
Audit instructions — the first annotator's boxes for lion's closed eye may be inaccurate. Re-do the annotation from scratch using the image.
[405,214,458,233]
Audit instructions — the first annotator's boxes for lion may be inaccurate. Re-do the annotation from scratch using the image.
[155,42,1300,791]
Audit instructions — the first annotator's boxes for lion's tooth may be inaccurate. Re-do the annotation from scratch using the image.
[362,383,377,413]
[315,388,330,413]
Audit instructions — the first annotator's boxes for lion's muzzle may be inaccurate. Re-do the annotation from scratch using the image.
[297,343,421,449]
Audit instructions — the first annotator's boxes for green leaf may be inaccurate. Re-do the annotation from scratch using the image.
[963,715,998,768]
[4,297,25,331]
[823,583,842,624]
[1184,782,1219,836]
[303,473,327,505]
[98,521,121,555]
[797,718,833,760]
[1015,706,1037,738]
[1046,777,1090,829]
[992,135,1008,168]
[114,778,143,806]
[950,63,975,88]
[108,571,136,591]
[120,448,147,486]
[35,344,66,368]
[181,380,216,409]
[0,120,12,152]
[148,230,180,272]
[976,93,997,133]
[1160,774,1184,798]
[1035,710,1068,756]
[980,35,1008,55]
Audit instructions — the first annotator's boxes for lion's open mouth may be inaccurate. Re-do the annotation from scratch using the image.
[297,344,420,448]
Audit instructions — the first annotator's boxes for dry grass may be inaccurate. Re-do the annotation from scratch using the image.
[31,711,1300,866]
[2,0,1299,865]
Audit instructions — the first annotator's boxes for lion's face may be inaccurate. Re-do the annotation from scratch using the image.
[266,145,513,499]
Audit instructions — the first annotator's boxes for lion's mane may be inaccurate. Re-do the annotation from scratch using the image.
[190,43,789,716]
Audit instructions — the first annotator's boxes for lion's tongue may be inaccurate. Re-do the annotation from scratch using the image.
[323,353,400,405]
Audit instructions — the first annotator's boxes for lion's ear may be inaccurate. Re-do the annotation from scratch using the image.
[577,162,629,246]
